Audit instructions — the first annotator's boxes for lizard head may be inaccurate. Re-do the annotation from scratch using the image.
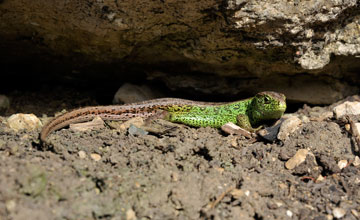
[250,91,286,125]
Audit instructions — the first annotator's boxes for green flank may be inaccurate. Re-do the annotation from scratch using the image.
[164,91,286,132]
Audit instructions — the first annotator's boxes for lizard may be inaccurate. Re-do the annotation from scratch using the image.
[40,91,286,144]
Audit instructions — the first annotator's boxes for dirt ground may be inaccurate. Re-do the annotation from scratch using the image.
[0,86,359,220]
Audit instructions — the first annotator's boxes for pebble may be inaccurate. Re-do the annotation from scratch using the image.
[333,101,360,119]
[351,209,359,218]
[113,83,162,104]
[7,113,42,131]
[299,115,310,123]
[230,189,244,199]
[257,118,283,142]
[90,153,101,161]
[221,122,251,138]
[353,156,360,167]
[171,172,179,182]
[128,124,148,136]
[126,208,137,220]
[285,149,309,170]
[316,175,325,182]
[333,207,346,218]
[337,160,348,169]
[0,94,10,113]
[5,199,16,212]
[354,123,360,135]
[345,124,351,131]
[114,117,144,131]
[286,210,293,217]
[277,116,302,141]
[69,116,105,132]
[78,150,87,159]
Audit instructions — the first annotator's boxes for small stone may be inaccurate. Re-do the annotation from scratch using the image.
[333,207,346,219]
[333,101,360,119]
[126,208,137,220]
[299,115,310,123]
[221,122,251,138]
[316,111,334,121]
[286,210,293,217]
[345,124,351,131]
[244,190,250,196]
[230,189,244,199]
[113,83,162,104]
[285,149,309,170]
[316,175,325,182]
[278,183,287,189]
[0,94,10,113]
[90,153,101,161]
[275,201,283,208]
[353,156,360,167]
[257,118,283,142]
[114,117,144,131]
[7,113,42,131]
[351,209,359,217]
[128,124,148,136]
[230,137,238,147]
[337,160,348,169]
[78,151,86,159]
[5,199,16,212]
[354,123,360,136]
[171,172,179,182]
[355,177,360,184]
[277,116,302,141]
[70,116,105,132]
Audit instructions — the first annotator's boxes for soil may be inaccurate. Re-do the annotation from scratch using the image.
[0,86,359,220]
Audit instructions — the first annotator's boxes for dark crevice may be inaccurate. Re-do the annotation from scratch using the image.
[193,147,213,161]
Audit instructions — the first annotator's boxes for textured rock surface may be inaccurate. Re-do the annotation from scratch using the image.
[0,0,359,104]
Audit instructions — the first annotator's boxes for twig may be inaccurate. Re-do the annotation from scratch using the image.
[209,186,235,209]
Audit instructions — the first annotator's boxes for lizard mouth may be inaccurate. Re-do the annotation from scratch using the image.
[279,101,287,112]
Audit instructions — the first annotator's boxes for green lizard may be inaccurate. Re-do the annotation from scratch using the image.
[40,91,286,143]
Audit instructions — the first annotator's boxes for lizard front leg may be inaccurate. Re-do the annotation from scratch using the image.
[236,114,262,133]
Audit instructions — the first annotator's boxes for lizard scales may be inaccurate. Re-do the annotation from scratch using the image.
[40,91,286,144]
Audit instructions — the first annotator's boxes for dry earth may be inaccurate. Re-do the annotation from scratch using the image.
[0,87,359,220]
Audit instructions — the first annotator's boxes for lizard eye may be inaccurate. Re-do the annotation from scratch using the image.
[264,96,271,104]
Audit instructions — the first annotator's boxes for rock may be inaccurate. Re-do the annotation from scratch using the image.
[285,149,309,170]
[126,208,136,220]
[1,0,360,105]
[354,123,360,136]
[299,115,310,123]
[353,156,360,167]
[108,117,144,131]
[7,113,42,131]
[277,116,302,141]
[5,200,16,212]
[337,160,348,169]
[0,94,10,114]
[351,209,359,218]
[316,175,325,182]
[286,210,293,217]
[128,124,148,136]
[230,189,244,199]
[333,101,360,119]
[113,83,162,104]
[257,118,284,142]
[221,122,251,138]
[90,153,101,161]
[78,151,87,159]
[69,116,105,132]
[333,207,346,219]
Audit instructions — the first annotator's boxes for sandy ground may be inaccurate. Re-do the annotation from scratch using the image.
[0,87,359,220]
